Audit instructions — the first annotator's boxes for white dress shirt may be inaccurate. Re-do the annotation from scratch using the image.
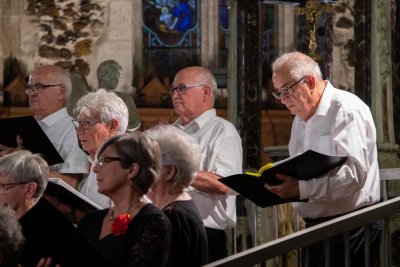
[174,109,243,229]
[80,156,113,209]
[290,81,380,219]
[38,108,88,174]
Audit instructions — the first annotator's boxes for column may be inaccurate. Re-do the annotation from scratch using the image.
[371,0,400,168]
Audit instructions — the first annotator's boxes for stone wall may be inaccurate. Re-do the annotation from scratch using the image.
[0,0,135,89]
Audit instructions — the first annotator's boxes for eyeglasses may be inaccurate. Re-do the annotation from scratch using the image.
[272,76,306,100]
[0,181,31,195]
[25,83,62,95]
[72,119,102,130]
[95,156,122,168]
[169,84,204,95]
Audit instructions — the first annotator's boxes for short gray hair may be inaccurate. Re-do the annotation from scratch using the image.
[145,125,200,189]
[0,205,25,267]
[198,67,218,106]
[271,51,323,81]
[60,70,72,100]
[73,88,129,134]
[0,150,49,200]
[97,132,162,195]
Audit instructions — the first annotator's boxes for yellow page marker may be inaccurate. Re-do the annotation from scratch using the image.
[245,162,274,177]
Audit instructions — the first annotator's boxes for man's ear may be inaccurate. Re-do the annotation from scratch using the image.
[203,85,211,97]
[57,85,66,100]
[306,75,316,89]
[108,119,119,136]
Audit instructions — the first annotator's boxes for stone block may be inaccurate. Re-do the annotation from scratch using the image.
[108,1,132,40]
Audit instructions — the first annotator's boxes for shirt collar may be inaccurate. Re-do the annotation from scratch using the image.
[314,81,334,117]
[173,109,216,131]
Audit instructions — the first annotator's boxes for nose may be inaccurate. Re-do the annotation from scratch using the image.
[93,163,100,173]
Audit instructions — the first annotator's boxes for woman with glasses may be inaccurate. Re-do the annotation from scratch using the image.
[78,133,171,267]
[0,150,110,267]
[73,88,129,208]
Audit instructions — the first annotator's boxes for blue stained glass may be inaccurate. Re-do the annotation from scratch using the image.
[142,0,200,48]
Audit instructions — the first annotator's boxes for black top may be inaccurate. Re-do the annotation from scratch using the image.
[78,203,171,267]
[18,198,111,267]
[163,200,208,267]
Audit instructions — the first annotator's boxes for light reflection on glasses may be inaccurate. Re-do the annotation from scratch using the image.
[72,119,102,130]
[272,76,306,100]
[95,156,123,168]
[25,83,62,95]
[169,84,204,95]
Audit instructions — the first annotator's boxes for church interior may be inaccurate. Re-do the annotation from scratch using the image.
[1,0,400,266]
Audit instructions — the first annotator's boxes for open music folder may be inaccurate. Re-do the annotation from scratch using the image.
[0,115,64,165]
[219,150,348,208]
[45,178,102,213]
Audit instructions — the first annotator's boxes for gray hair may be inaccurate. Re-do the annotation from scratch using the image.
[73,88,129,134]
[0,205,25,267]
[97,132,162,195]
[195,67,218,105]
[271,51,323,81]
[0,150,49,200]
[60,69,72,100]
[145,125,200,189]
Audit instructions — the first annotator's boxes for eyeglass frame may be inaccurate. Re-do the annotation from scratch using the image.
[95,156,123,168]
[272,76,307,100]
[72,119,103,130]
[25,83,62,95]
[169,84,205,95]
[0,181,32,195]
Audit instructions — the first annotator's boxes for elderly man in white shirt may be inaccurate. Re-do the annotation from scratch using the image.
[74,89,129,209]
[266,51,381,267]
[0,65,88,188]
[171,66,243,262]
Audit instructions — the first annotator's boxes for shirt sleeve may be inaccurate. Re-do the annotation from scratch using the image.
[300,109,377,201]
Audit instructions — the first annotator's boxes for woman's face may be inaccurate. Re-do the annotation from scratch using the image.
[93,146,132,197]
[0,175,31,218]
[75,113,113,158]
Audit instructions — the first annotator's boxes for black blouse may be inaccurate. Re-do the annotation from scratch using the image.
[163,200,209,267]
[78,203,171,267]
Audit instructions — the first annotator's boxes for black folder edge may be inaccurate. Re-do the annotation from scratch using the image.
[0,116,64,165]
[45,178,101,213]
[219,150,348,208]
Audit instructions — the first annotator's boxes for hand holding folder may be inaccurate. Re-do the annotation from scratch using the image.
[218,150,348,207]
[0,116,64,165]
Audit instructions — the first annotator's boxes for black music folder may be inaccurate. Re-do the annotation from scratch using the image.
[19,198,111,267]
[45,178,101,213]
[219,150,348,208]
[0,115,64,165]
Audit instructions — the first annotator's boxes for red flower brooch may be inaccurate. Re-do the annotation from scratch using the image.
[112,213,131,236]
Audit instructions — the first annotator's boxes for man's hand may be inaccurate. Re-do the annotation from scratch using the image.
[0,135,24,156]
[191,171,229,195]
[264,174,300,199]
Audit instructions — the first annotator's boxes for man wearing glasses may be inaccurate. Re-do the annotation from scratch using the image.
[0,65,87,188]
[266,51,381,266]
[170,66,243,262]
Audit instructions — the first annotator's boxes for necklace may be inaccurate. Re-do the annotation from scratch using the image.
[109,197,143,222]
[161,192,183,210]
